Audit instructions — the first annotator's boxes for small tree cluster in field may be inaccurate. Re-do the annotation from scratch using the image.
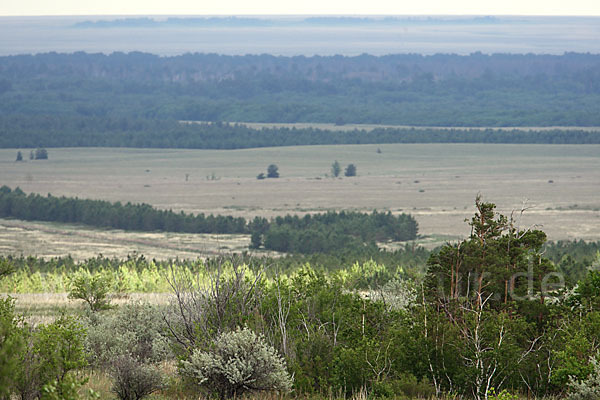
[257,164,280,178]
[331,161,356,177]
[345,163,357,177]
[181,327,292,399]
[28,147,48,160]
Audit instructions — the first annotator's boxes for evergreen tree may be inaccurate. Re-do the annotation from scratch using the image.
[331,160,341,177]
[344,164,357,177]
[35,148,48,160]
[267,164,279,178]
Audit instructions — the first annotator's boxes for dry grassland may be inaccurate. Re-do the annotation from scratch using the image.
[0,219,254,260]
[0,144,599,259]
[6,292,172,325]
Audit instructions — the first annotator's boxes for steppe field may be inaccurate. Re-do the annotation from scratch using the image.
[1,144,599,259]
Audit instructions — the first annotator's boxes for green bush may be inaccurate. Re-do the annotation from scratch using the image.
[110,354,165,400]
[68,271,113,312]
[13,315,88,400]
[0,296,24,397]
[568,355,600,400]
[181,327,292,399]
[84,302,170,368]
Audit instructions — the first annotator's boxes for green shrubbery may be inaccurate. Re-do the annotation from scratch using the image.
[2,314,89,400]
[181,327,292,399]
[68,271,113,312]
[4,199,600,398]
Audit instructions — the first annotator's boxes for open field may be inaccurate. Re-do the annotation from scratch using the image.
[1,144,599,259]
[5,292,172,325]
[0,219,255,260]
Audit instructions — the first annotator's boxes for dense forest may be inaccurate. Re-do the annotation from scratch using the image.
[0,186,418,253]
[2,201,600,399]
[0,52,599,136]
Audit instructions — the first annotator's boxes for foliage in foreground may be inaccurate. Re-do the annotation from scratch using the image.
[0,303,88,400]
[3,198,600,399]
[181,327,293,399]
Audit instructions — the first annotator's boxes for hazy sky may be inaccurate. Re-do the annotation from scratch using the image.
[2,0,600,16]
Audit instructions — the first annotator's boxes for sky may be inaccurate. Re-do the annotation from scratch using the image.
[2,0,600,16]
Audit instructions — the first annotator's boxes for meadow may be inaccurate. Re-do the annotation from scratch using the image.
[1,144,599,257]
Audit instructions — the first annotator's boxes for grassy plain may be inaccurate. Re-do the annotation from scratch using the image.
[0,144,599,260]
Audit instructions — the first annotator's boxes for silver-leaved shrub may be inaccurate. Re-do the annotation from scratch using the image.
[181,327,292,399]
[568,355,600,400]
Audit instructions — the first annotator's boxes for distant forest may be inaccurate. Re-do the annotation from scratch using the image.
[2,116,599,149]
[0,52,599,149]
[0,186,418,254]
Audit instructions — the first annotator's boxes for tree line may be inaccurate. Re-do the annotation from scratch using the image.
[0,186,418,254]
[250,211,418,253]
[2,115,599,150]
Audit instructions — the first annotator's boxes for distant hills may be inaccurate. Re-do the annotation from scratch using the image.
[72,16,501,29]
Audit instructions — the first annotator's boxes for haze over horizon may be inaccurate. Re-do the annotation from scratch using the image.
[2,0,600,16]
[1,15,599,56]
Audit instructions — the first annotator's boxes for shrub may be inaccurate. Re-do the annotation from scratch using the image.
[68,271,112,312]
[0,258,14,280]
[331,160,341,177]
[345,163,357,177]
[164,259,265,353]
[267,164,279,178]
[42,374,98,400]
[0,297,24,397]
[35,147,48,160]
[368,277,416,311]
[84,302,170,368]
[371,373,435,398]
[180,327,292,399]
[487,387,519,400]
[568,355,600,400]
[110,354,164,400]
[14,315,88,400]
[250,231,262,249]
